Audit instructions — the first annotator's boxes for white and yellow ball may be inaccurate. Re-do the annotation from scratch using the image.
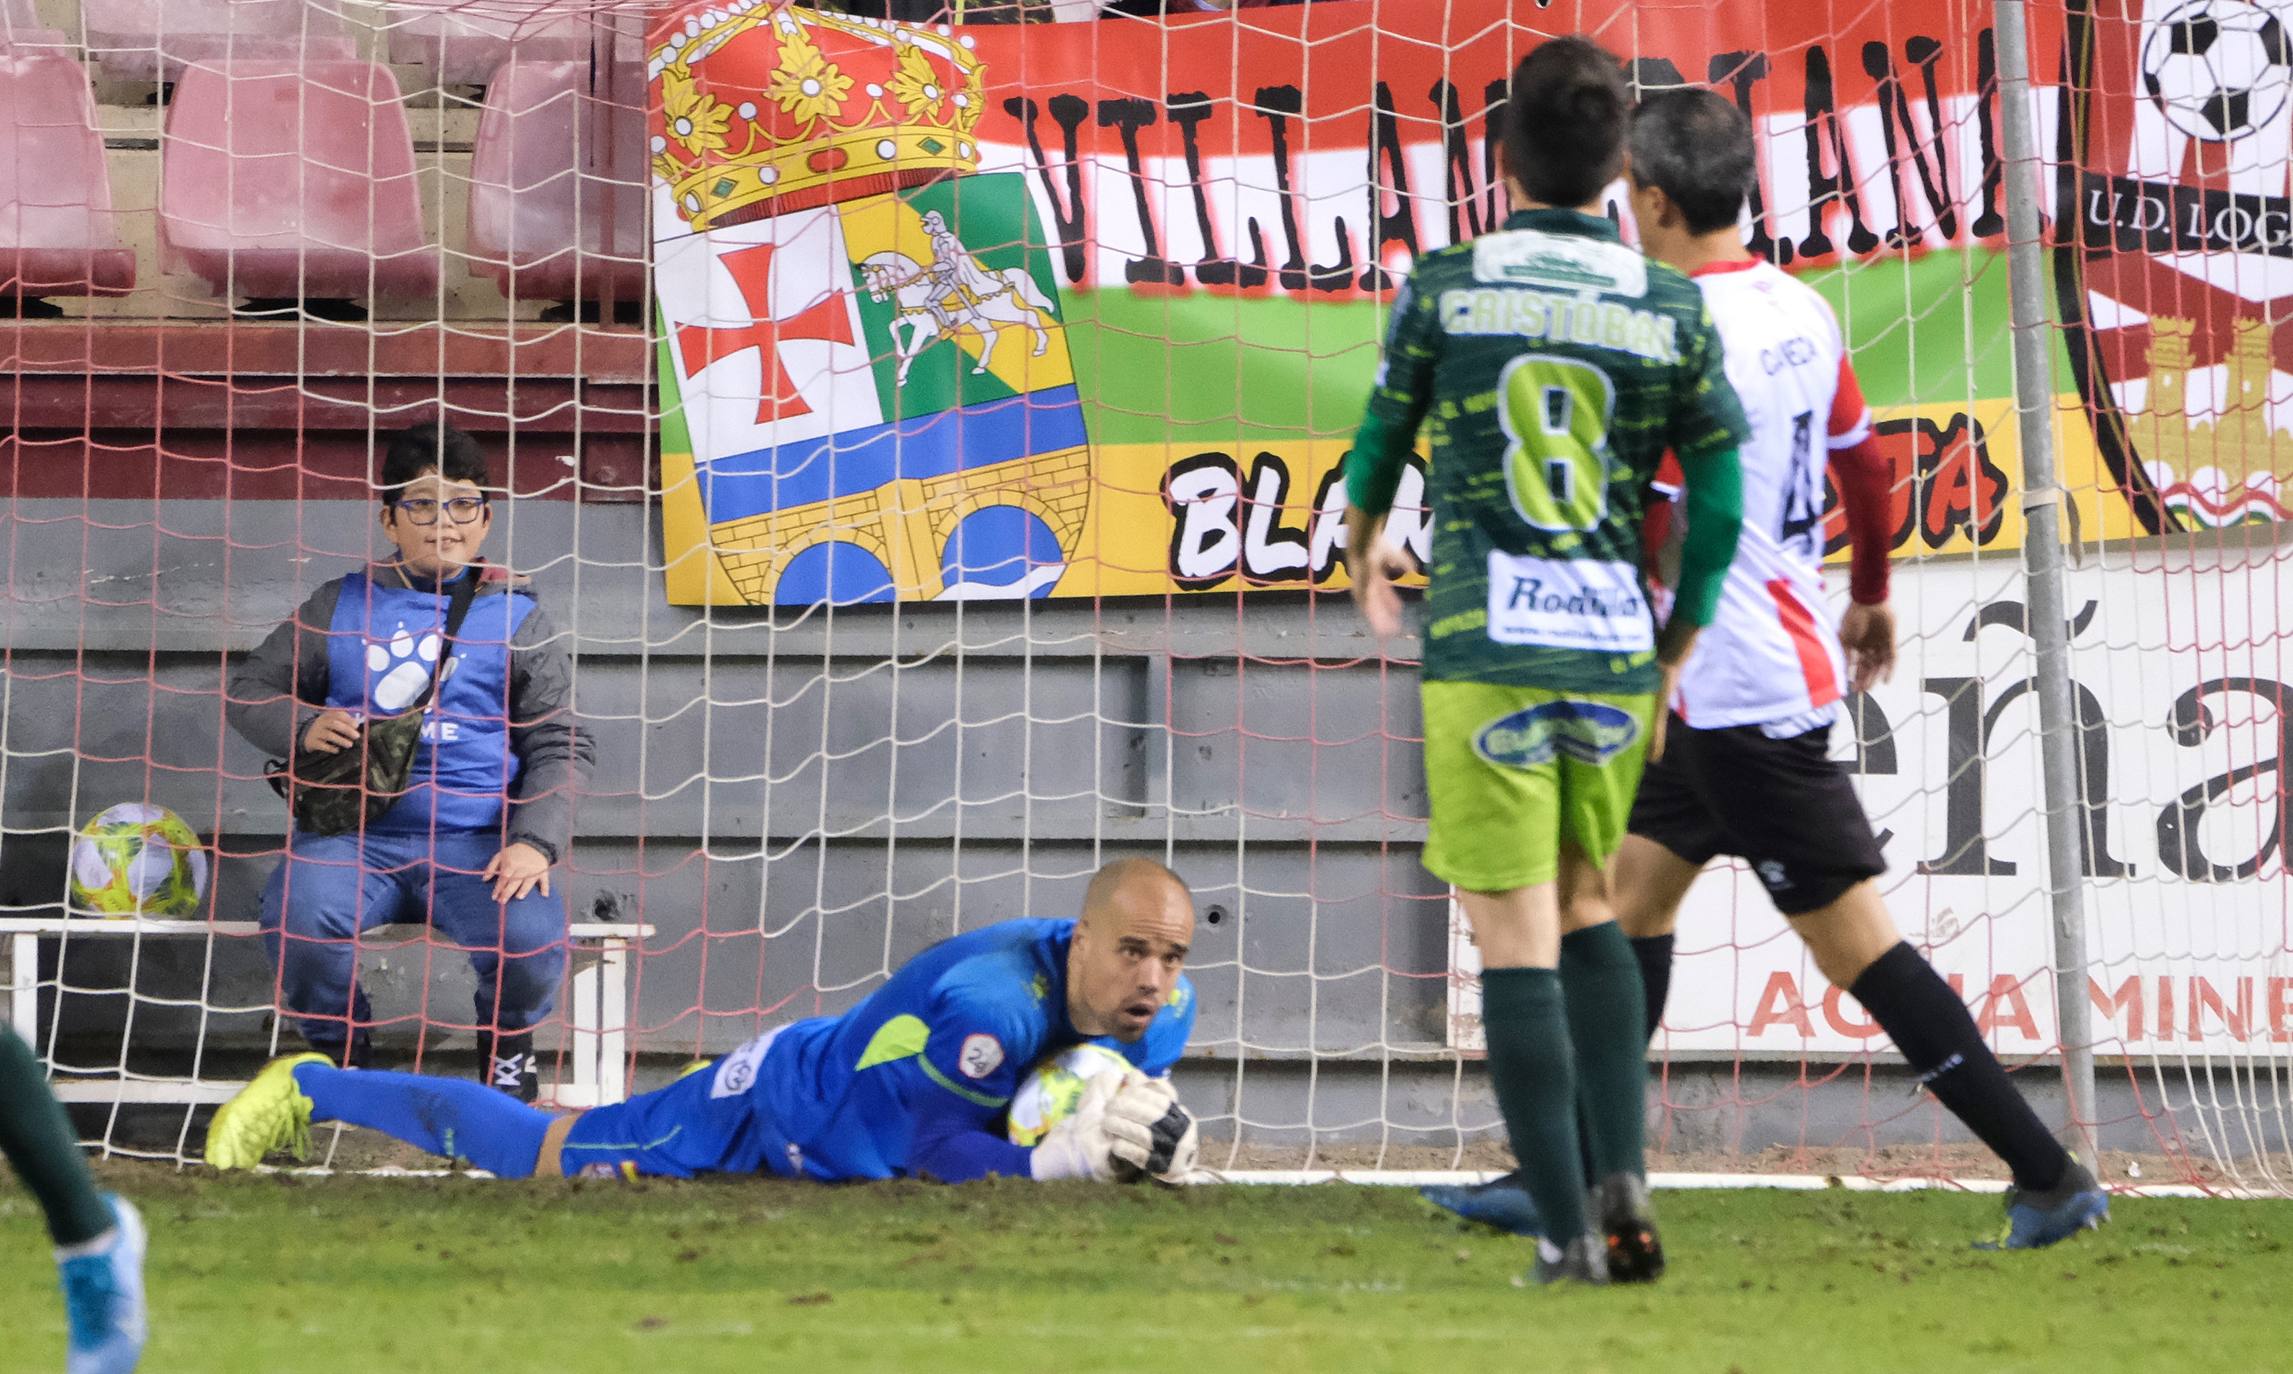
[67,803,209,917]
[1005,1043,1138,1146]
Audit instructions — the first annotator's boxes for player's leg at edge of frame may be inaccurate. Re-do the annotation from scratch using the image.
[2,1023,149,1373]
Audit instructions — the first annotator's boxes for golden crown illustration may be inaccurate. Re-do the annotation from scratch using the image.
[648,1,986,231]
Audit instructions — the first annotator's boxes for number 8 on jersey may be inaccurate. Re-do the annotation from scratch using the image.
[1501,354,1615,534]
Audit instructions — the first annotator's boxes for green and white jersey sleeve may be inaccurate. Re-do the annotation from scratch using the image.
[1346,209,1749,694]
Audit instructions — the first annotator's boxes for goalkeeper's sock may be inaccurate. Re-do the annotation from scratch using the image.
[1630,933,1675,1044]
[1559,923,1649,1180]
[1479,966,1589,1244]
[293,1063,554,1179]
[0,1025,115,1246]
[1849,942,2072,1192]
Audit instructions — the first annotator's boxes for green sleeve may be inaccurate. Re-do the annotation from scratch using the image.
[1345,272,1440,517]
[1671,444,1743,628]
[1666,306,1751,628]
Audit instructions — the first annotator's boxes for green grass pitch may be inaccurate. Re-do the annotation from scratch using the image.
[6,1170,2289,1373]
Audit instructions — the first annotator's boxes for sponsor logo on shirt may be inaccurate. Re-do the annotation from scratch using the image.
[958,1032,1005,1080]
[709,1026,784,1100]
[1483,552,1654,654]
[1473,699,1643,769]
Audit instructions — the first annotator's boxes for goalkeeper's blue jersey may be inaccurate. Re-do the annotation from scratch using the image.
[743,917,1194,1181]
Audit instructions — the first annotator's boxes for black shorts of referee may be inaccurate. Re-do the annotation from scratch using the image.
[1626,715,1887,915]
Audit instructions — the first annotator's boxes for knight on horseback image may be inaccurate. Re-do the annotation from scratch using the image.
[860,210,1060,385]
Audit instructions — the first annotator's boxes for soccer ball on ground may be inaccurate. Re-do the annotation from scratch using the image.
[1005,1042,1140,1147]
[2142,0,2293,142]
[67,803,210,917]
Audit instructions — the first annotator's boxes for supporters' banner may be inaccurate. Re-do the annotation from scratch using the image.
[649,0,2281,605]
[2058,0,2293,532]
[1449,552,2293,1061]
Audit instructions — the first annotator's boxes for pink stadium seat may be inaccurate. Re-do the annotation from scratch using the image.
[159,60,439,308]
[468,56,646,309]
[0,48,137,308]
[0,0,70,51]
[81,0,353,84]
[0,0,67,47]
[385,1,593,89]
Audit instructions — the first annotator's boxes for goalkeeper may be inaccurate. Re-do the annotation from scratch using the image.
[206,857,1199,1185]
[1345,37,1746,1285]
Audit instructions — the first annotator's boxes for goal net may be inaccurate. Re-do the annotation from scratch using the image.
[2,0,2287,1192]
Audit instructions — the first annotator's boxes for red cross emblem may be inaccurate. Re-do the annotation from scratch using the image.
[673,242,855,424]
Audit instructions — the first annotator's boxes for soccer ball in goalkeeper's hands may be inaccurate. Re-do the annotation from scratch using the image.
[1006,1043,1140,1146]
[68,803,210,917]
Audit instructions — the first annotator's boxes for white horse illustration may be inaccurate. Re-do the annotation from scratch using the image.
[858,250,1058,385]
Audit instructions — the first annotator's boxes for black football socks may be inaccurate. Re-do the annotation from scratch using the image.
[1629,932,1676,1043]
[1848,942,2072,1192]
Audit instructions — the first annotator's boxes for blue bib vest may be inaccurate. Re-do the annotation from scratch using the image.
[320,570,537,835]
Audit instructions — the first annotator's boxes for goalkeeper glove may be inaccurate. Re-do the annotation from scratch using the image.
[1029,1070,1157,1182]
[1106,1076,1200,1183]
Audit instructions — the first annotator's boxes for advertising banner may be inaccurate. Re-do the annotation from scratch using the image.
[650,0,2279,605]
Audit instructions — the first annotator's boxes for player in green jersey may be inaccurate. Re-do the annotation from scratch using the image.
[1344,37,1748,1286]
[3,1026,148,1371]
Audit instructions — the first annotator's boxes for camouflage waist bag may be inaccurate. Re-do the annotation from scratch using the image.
[264,572,478,837]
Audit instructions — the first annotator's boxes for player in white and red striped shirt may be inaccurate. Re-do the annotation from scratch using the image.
[1646,260,1893,738]
[1427,89,2107,1250]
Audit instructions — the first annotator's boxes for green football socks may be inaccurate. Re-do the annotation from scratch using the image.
[1479,966,1590,1245]
[0,1026,115,1247]
[1560,922,1650,1181]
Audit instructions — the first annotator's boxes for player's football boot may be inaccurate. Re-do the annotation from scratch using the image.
[56,1194,147,1374]
[1979,1157,2109,1250]
[1590,1171,1665,1282]
[1528,1232,1610,1286]
[1420,1172,1542,1237]
[203,1052,327,1170]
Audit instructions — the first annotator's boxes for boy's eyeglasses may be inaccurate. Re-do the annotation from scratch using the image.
[395,496,488,526]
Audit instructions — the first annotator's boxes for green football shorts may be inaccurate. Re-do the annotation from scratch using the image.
[1420,680,1657,892]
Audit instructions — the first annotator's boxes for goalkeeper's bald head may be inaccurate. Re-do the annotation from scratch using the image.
[1070,858,1195,1042]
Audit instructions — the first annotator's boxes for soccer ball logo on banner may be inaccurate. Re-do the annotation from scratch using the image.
[2140,0,2293,140]
[2060,0,2293,532]
[649,5,1088,606]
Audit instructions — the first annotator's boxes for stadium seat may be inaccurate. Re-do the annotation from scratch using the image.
[384,1,594,89]
[158,60,439,312]
[467,56,647,312]
[0,0,71,48]
[0,48,137,312]
[81,0,355,85]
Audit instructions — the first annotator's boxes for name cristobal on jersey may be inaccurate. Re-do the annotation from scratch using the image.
[1346,208,1748,694]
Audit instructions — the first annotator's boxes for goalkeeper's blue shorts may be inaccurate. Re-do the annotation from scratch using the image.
[554,1030,799,1180]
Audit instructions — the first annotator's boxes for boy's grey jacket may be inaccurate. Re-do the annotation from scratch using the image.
[224,561,592,863]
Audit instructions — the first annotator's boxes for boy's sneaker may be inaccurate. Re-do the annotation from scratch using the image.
[1590,1171,1665,1282]
[1528,1232,1610,1287]
[56,1194,147,1374]
[1420,1172,1542,1237]
[1980,1157,2110,1250]
[480,1032,539,1103]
